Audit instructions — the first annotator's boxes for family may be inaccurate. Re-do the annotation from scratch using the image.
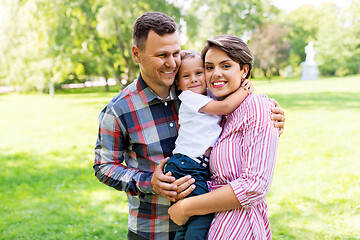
[94,12,285,240]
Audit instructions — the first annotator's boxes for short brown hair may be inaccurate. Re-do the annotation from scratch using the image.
[201,35,253,78]
[133,12,177,50]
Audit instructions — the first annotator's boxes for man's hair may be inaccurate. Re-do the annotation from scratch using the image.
[133,12,177,50]
[201,35,253,79]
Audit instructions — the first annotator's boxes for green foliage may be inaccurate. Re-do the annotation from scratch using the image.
[1,0,360,94]
[1,75,360,239]
[249,22,291,79]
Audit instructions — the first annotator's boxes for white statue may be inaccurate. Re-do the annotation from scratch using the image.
[301,41,319,80]
[305,41,315,64]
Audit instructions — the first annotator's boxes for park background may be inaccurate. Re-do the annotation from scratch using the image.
[0,0,359,239]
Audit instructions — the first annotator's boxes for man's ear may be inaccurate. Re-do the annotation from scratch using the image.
[132,45,141,63]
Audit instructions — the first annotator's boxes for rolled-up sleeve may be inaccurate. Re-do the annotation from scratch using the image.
[229,96,279,208]
[93,105,154,196]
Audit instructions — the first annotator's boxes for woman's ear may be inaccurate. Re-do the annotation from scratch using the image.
[242,64,250,78]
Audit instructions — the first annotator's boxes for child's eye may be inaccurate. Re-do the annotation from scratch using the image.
[182,74,189,78]
[196,71,203,75]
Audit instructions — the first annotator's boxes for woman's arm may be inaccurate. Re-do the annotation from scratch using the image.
[168,184,239,225]
[199,80,253,115]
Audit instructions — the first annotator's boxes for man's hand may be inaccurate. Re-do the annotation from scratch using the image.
[151,158,195,202]
[270,98,285,135]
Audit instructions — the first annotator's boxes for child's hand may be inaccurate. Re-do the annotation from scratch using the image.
[241,79,254,95]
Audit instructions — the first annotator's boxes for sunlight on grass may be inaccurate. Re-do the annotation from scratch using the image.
[1,76,360,239]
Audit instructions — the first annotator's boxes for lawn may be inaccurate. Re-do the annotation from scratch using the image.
[0,75,359,239]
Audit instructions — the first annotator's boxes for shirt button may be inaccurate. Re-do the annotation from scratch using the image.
[169,123,174,127]
[164,102,168,106]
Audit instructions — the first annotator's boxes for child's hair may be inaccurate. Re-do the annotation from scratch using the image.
[201,35,253,79]
[180,50,201,61]
[175,50,202,86]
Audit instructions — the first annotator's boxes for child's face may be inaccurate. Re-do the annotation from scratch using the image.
[176,57,207,94]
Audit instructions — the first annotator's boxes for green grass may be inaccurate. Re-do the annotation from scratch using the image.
[1,75,359,239]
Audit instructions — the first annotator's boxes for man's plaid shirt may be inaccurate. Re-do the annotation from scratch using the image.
[94,75,180,239]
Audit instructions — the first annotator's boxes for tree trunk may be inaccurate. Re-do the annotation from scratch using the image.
[49,81,55,96]
[104,76,109,92]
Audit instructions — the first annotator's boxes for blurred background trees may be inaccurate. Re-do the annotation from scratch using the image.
[0,0,359,93]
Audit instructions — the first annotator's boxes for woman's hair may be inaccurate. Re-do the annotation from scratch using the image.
[201,35,253,79]
[133,12,177,51]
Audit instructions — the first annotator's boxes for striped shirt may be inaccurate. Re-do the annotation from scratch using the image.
[93,75,180,239]
[208,94,279,240]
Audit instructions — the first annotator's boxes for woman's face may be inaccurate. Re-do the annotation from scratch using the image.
[204,47,248,99]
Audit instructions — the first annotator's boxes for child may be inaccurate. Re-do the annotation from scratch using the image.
[164,50,253,240]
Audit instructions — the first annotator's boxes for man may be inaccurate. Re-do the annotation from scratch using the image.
[94,12,285,240]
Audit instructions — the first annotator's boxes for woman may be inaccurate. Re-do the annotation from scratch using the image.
[168,35,279,239]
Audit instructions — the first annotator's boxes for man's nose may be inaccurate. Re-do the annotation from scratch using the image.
[165,55,176,68]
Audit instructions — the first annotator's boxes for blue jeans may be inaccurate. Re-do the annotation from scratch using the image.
[164,153,214,240]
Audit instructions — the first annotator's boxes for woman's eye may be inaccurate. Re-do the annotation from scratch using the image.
[223,64,231,69]
[205,66,213,71]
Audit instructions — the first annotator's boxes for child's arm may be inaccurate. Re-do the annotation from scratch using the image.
[200,80,253,115]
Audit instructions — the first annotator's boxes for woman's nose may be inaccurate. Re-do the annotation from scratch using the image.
[213,67,222,78]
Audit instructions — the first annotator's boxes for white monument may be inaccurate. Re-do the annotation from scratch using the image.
[301,41,319,80]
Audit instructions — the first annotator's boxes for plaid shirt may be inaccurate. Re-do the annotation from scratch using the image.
[94,75,180,239]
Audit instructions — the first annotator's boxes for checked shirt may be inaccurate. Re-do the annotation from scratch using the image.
[94,75,180,239]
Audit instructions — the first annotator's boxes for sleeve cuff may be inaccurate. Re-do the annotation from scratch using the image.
[229,179,251,208]
[136,172,155,194]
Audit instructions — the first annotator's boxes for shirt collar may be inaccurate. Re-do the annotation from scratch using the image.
[136,73,178,104]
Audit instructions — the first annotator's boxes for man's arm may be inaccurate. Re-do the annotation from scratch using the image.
[93,106,154,195]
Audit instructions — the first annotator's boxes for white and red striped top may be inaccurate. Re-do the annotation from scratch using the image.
[208,94,279,240]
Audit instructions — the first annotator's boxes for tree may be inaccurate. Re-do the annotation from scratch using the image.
[183,0,277,50]
[249,22,290,79]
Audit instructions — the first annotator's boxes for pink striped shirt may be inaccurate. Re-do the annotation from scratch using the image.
[208,94,279,240]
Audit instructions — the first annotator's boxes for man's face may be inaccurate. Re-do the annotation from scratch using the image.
[133,30,181,97]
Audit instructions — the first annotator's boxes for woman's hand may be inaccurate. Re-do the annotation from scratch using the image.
[168,199,191,226]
